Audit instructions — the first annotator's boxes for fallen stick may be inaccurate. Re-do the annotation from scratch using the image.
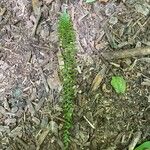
[128,131,142,150]
[101,46,150,60]
[31,0,41,36]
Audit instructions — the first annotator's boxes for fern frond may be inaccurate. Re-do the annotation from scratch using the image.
[58,11,76,150]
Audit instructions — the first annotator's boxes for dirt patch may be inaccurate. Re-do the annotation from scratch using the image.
[0,0,150,149]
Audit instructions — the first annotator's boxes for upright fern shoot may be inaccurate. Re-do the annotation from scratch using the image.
[58,10,77,149]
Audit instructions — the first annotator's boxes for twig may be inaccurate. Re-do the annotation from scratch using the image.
[83,116,95,129]
[128,131,142,150]
[31,12,41,36]
[102,46,150,60]
[31,0,41,36]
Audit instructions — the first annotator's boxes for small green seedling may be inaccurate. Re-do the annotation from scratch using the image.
[111,76,126,94]
[134,141,150,150]
[85,0,96,3]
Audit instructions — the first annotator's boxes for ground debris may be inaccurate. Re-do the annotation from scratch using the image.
[102,46,150,60]
[128,131,142,150]
[0,0,149,149]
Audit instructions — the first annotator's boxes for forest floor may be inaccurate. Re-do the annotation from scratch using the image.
[0,0,150,149]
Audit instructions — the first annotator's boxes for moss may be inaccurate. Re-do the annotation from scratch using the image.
[58,11,76,149]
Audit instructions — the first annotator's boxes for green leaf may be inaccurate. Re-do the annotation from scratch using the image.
[85,0,96,3]
[111,76,126,94]
[134,141,150,150]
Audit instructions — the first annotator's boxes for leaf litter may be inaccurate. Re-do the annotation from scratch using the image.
[0,0,150,149]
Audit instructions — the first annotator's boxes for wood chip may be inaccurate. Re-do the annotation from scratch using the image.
[47,70,61,91]
[99,0,109,3]
[35,98,46,111]
[39,67,49,93]
[43,0,54,4]
[36,126,50,150]
[26,99,35,116]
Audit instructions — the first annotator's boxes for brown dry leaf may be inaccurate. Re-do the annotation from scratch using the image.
[91,72,103,91]
[91,64,107,91]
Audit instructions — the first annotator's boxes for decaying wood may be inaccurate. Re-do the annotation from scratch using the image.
[102,46,150,60]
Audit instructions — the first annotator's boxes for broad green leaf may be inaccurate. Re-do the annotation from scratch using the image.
[85,0,96,3]
[111,76,126,94]
[134,141,150,150]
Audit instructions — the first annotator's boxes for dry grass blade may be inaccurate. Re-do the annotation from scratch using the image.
[83,116,95,129]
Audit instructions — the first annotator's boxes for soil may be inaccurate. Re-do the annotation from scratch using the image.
[0,0,150,150]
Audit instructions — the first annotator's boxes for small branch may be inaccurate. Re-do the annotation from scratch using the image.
[31,0,41,36]
[128,131,142,150]
[101,46,150,60]
[83,116,95,129]
[32,12,41,36]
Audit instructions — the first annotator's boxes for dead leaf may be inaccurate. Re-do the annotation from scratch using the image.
[91,72,103,91]
[91,64,107,91]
